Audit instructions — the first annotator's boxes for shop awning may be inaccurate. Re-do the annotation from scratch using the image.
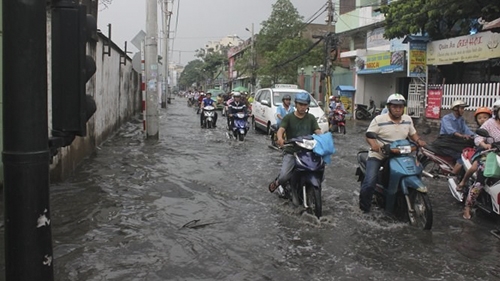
[335,85,356,92]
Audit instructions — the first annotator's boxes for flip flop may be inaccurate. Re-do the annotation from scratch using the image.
[268,181,278,193]
[456,182,465,192]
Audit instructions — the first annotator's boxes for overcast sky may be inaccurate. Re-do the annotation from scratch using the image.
[98,0,329,66]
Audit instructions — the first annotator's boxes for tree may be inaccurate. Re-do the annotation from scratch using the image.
[178,60,204,90]
[255,0,323,85]
[382,0,500,40]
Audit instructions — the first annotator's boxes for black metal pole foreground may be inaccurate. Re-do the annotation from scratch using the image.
[3,0,54,280]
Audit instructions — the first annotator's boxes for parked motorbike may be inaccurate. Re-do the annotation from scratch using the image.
[231,112,249,141]
[329,109,347,134]
[277,135,327,218]
[201,105,216,129]
[355,132,433,229]
[355,98,380,120]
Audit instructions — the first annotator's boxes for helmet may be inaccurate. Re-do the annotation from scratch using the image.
[233,92,241,97]
[206,92,212,95]
[493,99,500,111]
[294,92,311,105]
[282,94,292,101]
[474,107,492,118]
[451,99,468,109]
[329,96,335,100]
[386,93,406,105]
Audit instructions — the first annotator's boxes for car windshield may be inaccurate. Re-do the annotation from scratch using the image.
[272,91,318,107]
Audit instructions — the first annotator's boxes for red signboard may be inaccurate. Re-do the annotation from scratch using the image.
[425,87,443,119]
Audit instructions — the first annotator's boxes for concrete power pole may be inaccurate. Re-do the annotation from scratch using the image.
[145,0,159,138]
[161,0,172,108]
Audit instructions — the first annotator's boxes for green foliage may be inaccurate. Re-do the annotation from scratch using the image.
[257,0,304,54]
[180,45,230,89]
[382,0,500,40]
[255,0,323,85]
[178,60,204,89]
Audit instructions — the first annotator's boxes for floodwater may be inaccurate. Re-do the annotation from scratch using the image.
[2,97,500,280]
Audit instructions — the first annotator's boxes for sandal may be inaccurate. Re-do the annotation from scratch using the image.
[456,182,465,192]
[268,180,278,193]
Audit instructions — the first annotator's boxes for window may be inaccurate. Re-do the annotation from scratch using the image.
[339,0,355,15]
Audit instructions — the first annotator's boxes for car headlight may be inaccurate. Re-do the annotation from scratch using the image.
[318,114,328,123]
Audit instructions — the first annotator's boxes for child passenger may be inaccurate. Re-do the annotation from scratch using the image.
[457,107,492,192]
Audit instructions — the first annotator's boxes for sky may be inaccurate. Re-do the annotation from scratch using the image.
[98,0,329,66]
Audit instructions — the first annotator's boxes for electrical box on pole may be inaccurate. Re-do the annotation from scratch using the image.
[52,0,97,141]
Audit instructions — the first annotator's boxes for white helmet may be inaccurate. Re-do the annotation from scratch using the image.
[232,92,241,97]
[386,93,406,105]
[451,99,468,109]
[493,99,500,111]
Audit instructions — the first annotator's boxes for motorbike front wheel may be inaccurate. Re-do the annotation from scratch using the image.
[305,185,322,218]
[355,110,365,120]
[338,125,346,134]
[238,133,244,141]
[407,189,433,230]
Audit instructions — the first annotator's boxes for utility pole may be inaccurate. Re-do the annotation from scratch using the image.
[3,0,54,280]
[250,22,255,94]
[322,0,336,111]
[162,0,172,106]
[145,0,159,138]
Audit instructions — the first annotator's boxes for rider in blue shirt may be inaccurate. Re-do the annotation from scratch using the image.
[439,99,474,175]
[200,92,218,127]
[276,95,295,127]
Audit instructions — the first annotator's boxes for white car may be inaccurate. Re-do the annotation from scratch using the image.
[252,85,329,134]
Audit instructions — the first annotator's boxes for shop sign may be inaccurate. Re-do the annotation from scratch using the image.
[425,86,443,119]
[357,51,405,74]
[408,42,427,77]
[427,31,500,65]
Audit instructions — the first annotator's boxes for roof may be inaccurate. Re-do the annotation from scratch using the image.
[335,85,356,92]
[402,35,430,44]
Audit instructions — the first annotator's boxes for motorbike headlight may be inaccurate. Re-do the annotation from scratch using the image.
[318,114,328,123]
[295,139,317,150]
[393,145,412,154]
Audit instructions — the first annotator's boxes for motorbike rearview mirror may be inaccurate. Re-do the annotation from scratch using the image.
[476,128,490,137]
[366,132,377,139]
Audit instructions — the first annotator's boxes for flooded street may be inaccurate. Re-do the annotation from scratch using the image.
[2,97,500,280]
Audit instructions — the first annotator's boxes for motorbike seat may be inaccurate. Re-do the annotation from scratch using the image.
[422,144,456,163]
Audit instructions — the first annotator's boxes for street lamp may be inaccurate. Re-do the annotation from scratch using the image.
[299,67,305,89]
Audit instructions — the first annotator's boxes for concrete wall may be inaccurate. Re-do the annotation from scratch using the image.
[49,32,141,181]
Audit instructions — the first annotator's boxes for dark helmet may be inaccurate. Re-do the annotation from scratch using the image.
[294,92,311,105]
[282,94,292,101]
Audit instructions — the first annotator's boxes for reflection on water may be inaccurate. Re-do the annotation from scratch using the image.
[1,99,500,280]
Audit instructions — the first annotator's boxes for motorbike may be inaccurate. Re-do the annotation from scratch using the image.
[355,132,433,229]
[329,109,347,134]
[355,98,380,120]
[457,129,500,216]
[231,112,249,141]
[277,135,327,218]
[417,139,475,201]
[201,105,216,129]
